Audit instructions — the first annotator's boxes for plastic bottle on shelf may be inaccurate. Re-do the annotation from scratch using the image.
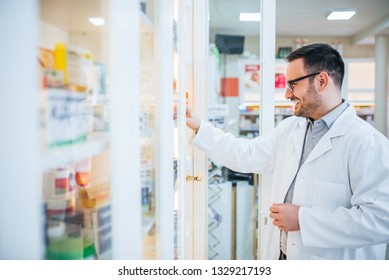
[75,158,92,188]
[54,43,67,84]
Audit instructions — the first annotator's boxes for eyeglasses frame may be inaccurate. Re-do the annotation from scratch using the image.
[286,72,321,93]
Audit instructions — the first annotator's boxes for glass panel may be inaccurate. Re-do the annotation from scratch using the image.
[208,0,260,260]
[173,0,181,260]
[39,0,112,259]
[173,0,192,260]
[139,0,158,260]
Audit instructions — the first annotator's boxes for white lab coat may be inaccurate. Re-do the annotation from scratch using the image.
[191,105,389,259]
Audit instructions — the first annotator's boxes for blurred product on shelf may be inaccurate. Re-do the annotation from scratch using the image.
[45,89,86,147]
[38,42,109,149]
[54,43,94,93]
[141,184,150,213]
[244,64,260,89]
[276,46,292,59]
[78,183,110,209]
[140,140,153,168]
[208,104,229,129]
[41,154,112,260]
[173,158,178,187]
[141,170,155,219]
[42,165,75,200]
[275,72,286,88]
[75,158,92,188]
[92,62,107,102]
[238,103,260,138]
[140,104,155,136]
[45,199,75,221]
[93,100,110,132]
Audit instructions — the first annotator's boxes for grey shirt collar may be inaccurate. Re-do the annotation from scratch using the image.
[307,99,349,128]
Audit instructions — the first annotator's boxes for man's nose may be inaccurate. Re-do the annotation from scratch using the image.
[285,89,293,100]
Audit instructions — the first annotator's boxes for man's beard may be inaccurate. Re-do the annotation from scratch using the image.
[294,83,321,118]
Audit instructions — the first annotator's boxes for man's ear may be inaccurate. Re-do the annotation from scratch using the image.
[318,72,329,91]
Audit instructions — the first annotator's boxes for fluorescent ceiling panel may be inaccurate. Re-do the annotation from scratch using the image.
[88,17,105,26]
[239,13,261,22]
[327,10,356,20]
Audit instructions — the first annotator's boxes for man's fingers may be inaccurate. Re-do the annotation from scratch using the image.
[270,205,282,213]
[270,203,289,214]
[269,212,276,219]
[186,106,194,117]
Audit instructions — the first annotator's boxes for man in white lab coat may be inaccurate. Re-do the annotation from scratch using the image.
[186,43,389,260]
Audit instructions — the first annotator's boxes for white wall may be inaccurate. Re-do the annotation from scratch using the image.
[39,21,69,49]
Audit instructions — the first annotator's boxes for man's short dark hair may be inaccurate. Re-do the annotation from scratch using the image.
[286,43,345,89]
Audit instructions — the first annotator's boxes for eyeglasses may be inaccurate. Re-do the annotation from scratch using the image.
[286,72,321,93]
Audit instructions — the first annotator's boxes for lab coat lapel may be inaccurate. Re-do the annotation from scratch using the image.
[280,117,307,197]
[304,136,333,164]
[292,118,308,161]
[304,105,355,164]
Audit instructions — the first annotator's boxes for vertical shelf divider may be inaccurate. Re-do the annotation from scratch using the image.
[0,1,43,259]
[109,0,141,259]
[155,0,175,260]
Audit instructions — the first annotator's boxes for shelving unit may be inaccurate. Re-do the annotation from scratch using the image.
[36,0,126,260]
[0,0,186,260]
[238,103,260,138]
[42,132,109,171]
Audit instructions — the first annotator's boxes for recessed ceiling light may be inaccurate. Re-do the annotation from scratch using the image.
[239,13,261,22]
[327,10,356,20]
[88,17,105,26]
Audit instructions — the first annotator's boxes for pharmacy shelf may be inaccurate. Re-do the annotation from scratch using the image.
[240,112,260,116]
[42,132,109,171]
[350,101,375,106]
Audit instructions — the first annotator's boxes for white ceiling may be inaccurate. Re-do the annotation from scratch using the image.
[210,0,389,45]
[40,0,109,33]
[40,0,389,45]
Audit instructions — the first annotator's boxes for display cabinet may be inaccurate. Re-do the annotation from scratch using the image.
[139,0,190,260]
[1,0,117,260]
[0,0,190,260]
[36,0,115,260]
[201,0,276,260]
[173,0,192,260]
[139,0,162,260]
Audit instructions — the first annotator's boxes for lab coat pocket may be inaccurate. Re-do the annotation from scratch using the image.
[314,180,348,209]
